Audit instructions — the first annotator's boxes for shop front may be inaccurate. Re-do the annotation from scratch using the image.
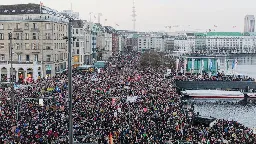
[45,65,52,78]
[26,68,33,82]
[1,67,7,82]
[18,68,25,83]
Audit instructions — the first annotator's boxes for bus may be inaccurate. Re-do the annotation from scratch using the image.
[77,65,95,72]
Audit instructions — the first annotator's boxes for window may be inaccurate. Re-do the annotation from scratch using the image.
[76,42,79,47]
[32,33,36,40]
[16,43,20,50]
[0,24,3,30]
[8,23,12,29]
[33,23,37,29]
[76,29,78,34]
[24,23,29,30]
[45,23,50,29]
[0,43,4,49]
[0,54,4,61]
[26,55,30,61]
[18,54,21,62]
[46,46,51,50]
[45,33,51,40]
[31,43,37,50]
[25,33,29,40]
[0,33,3,40]
[25,43,29,50]
[34,54,38,61]
[77,49,79,54]
[16,33,20,40]
[46,55,51,62]
[16,23,20,29]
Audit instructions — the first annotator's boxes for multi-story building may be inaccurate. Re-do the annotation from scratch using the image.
[83,21,92,64]
[138,34,151,52]
[163,36,175,53]
[206,32,243,54]
[151,34,165,52]
[71,20,86,68]
[118,34,126,53]
[126,33,138,52]
[174,34,189,53]
[0,3,68,82]
[244,15,255,32]
[194,33,207,52]
[103,26,113,59]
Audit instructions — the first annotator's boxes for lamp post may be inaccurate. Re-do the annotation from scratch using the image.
[68,19,73,144]
[8,32,14,109]
[64,18,75,144]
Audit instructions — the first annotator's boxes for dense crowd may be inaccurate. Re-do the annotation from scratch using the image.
[0,52,255,143]
[174,72,255,82]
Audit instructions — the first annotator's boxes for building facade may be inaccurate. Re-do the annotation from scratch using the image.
[244,15,255,32]
[0,3,68,82]
[71,20,86,68]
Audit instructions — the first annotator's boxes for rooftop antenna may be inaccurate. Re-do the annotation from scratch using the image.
[132,0,137,31]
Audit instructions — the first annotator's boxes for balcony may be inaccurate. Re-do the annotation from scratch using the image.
[8,61,41,64]
[31,48,41,53]
[0,61,8,65]
[14,28,23,32]
[31,28,40,32]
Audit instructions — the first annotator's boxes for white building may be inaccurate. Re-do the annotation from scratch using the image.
[137,33,164,52]
[138,34,151,52]
[174,33,192,54]
[244,15,255,32]
[102,31,112,60]
[151,34,164,52]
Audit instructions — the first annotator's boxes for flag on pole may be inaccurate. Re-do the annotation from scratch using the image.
[40,1,43,14]
[201,59,204,72]
[209,59,213,71]
[232,59,238,69]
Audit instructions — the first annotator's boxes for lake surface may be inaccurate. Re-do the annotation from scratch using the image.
[195,54,256,128]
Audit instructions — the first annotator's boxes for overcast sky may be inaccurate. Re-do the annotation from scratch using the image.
[4,0,256,32]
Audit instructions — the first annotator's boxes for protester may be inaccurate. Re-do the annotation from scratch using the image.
[0,51,254,143]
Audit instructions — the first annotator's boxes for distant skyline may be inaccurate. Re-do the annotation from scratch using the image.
[4,0,256,32]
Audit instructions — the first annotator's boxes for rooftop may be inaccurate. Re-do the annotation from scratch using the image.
[207,32,243,36]
[71,20,84,28]
[0,3,41,15]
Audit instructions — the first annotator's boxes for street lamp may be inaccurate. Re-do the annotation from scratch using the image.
[64,18,75,144]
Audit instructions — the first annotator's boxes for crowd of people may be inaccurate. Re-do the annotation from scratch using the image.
[174,72,255,82]
[0,52,255,143]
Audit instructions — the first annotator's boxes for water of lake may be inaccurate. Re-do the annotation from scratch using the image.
[195,54,256,128]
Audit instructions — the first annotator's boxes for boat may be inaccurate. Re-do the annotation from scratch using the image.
[181,90,244,99]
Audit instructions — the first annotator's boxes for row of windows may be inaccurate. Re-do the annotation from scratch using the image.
[0,23,67,31]
[0,54,38,62]
[0,32,66,41]
[0,42,66,50]
[0,53,67,62]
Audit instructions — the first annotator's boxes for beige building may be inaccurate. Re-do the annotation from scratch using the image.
[0,3,68,82]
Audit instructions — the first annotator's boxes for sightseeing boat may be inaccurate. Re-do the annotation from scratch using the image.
[181,90,244,99]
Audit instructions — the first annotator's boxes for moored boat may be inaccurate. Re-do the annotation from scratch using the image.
[181,90,244,99]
